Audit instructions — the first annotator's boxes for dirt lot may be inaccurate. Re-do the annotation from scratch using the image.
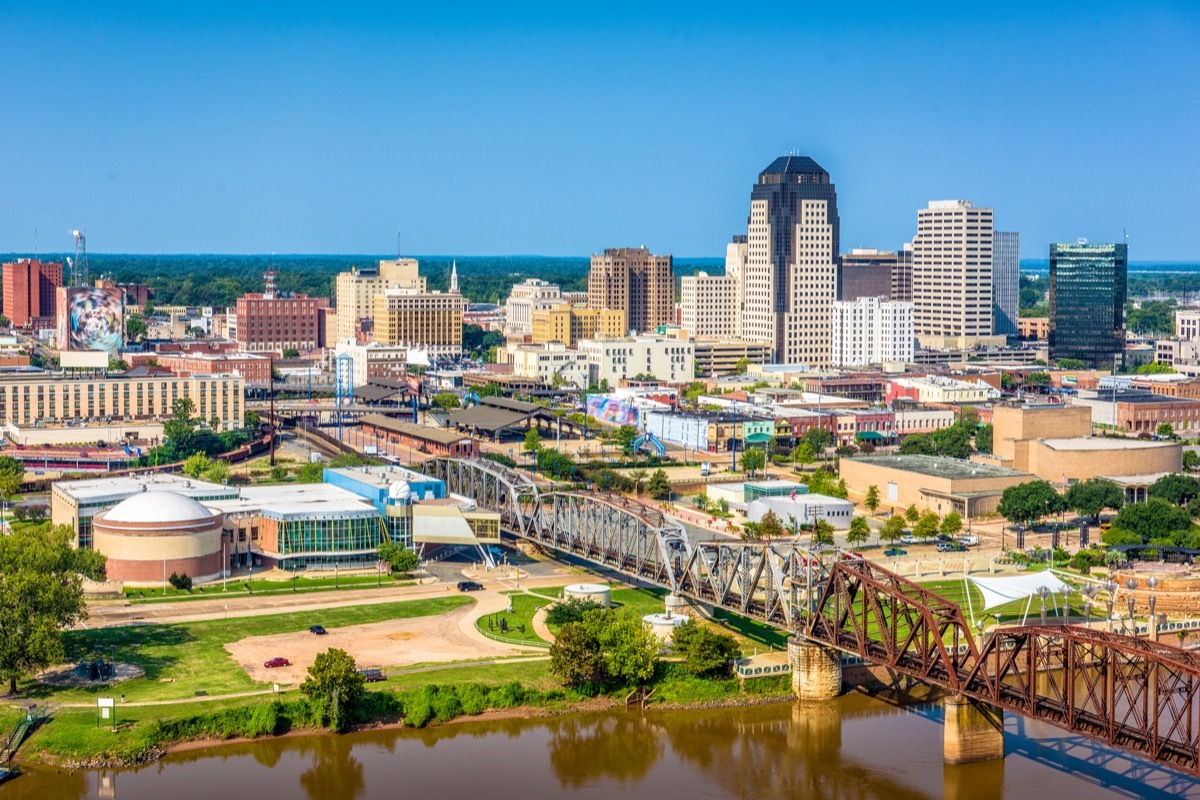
[226,597,526,684]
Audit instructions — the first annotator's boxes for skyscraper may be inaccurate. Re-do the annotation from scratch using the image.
[587,247,673,334]
[742,156,839,366]
[1049,241,1128,368]
[838,249,896,301]
[2,258,62,329]
[993,231,1020,339]
[830,296,915,367]
[912,200,1003,350]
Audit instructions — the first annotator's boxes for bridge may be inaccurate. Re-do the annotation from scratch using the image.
[423,456,1200,779]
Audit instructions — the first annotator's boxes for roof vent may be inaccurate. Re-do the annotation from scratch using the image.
[140,483,148,492]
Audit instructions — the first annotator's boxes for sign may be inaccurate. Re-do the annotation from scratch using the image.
[97,697,115,708]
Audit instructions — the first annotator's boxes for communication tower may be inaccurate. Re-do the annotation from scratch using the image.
[70,229,89,287]
[263,270,277,300]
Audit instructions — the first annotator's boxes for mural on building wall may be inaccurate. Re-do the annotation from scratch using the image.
[586,395,638,427]
[58,287,124,354]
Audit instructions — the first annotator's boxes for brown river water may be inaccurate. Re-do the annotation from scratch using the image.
[7,692,1199,800]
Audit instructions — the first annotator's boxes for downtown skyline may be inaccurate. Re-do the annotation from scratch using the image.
[2,2,1197,258]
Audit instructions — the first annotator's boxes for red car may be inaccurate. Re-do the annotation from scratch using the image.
[264,657,290,668]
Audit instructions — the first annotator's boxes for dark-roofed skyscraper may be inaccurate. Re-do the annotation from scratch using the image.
[1049,241,1128,368]
[741,155,840,366]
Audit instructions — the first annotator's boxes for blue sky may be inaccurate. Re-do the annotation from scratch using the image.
[1,2,1196,258]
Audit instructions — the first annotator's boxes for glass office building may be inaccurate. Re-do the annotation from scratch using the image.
[1049,242,1128,368]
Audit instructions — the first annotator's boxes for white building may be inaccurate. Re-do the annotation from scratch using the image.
[747,493,854,531]
[913,200,1005,350]
[335,340,410,385]
[505,342,590,389]
[504,279,563,336]
[578,336,695,387]
[679,271,738,338]
[830,296,914,367]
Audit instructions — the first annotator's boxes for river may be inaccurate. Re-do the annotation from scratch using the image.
[7,692,1198,800]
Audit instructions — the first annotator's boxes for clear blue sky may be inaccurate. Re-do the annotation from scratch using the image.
[2,2,1196,259]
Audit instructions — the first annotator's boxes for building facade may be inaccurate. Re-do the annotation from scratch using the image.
[373,289,468,356]
[693,338,773,377]
[830,296,915,367]
[530,305,626,346]
[234,293,329,353]
[504,342,590,389]
[838,249,895,301]
[891,243,914,302]
[2,258,62,329]
[1049,242,1128,368]
[679,272,738,338]
[912,201,1001,349]
[742,156,839,366]
[334,259,425,344]
[588,247,674,334]
[578,336,695,387]
[335,340,410,385]
[503,278,563,336]
[993,231,1020,339]
[151,353,272,385]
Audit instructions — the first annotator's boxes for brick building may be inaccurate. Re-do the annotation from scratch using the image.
[588,247,674,334]
[2,258,62,328]
[233,293,329,353]
[151,352,273,384]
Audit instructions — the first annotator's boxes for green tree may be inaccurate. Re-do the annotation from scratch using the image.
[793,442,815,467]
[1110,498,1192,543]
[1024,371,1051,387]
[202,459,232,484]
[523,428,543,460]
[0,315,9,328]
[975,423,993,454]
[537,448,577,480]
[740,447,765,477]
[997,480,1065,529]
[880,515,906,543]
[1064,478,1125,523]
[300,648,367,733]
[646,469,671,500]
[614,424,639,454]
[297,462,324,483]
[0,455,25,502]
[940,511,963,538]
[378,541,419,573]
[846,515,871,547]
[1057,358,1087,370]
[432,392,462,410]
[125,313,147,342]
[182,452,213,479]
[914,510,940,540]
[108,358,130,372]
[549,620,606,689]
[759,509,786,540]
[740,521,763,541]
[588,608,658,687]
[1156,422,1176,438]
[0,524,106,693]
[1138,362,1175,375]
[931,423,974,459]
[811,519,835,546]
[864,485,880,514]
[898,433,937,456]
[802,427,832,452]
[671,619,741,676]
[904,504,920,524]
[1000,372,1016,391]
[281,348,301,359]
[477,382,503,397]
[629,469,647,496]
[732,357,751,375]
[1185,450,1200,472]
[1148,474,1200,506]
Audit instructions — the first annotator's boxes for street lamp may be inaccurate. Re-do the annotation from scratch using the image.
[1103,579,1118,631]
[1081,584,1098,628]
[1037,585,1052,627]
[1147,576,1161,639]
[1125,577,1139,635]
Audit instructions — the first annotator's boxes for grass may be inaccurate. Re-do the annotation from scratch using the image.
[123,573,417,603]
[385,659,555,690]
[476,593,551,646]
[918,578,1085,626]
[711,610,791,650]
[21,596,472,704]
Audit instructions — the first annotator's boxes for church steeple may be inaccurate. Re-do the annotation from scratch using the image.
[450,260,459,294]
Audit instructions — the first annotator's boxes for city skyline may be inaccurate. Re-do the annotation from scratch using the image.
[2,3,1197,258]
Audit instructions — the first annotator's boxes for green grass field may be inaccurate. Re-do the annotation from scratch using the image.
[477,593,551,646]
[123,573,416,603]
[918,578,1084,626]
[22,596,472,704]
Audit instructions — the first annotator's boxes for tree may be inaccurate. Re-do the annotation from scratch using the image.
[0,315,9,328]
[904,505,920,524]
[671,619,741,676]
[432,392,461,410]
[975,424,993,454]
[811,519,835,546]
[740,447,765,477]
[646,469,671,500]
[864,485,880,514]
[629,469,647,496]
[125,313,147,342]
[880,515,906,543]
[614,425,639,454]
[545,597,605,626]
[0,524,106,693]
[1185,450,1200,472]
[378,541,419,573]
[914,511,940,540]
[203,459,232,484]
[182,452,213,478]
[281,348,301,359]
[523,428,542,460]
[803,427,832,452]
[167,572,193,592]
[1000,372,1016,391]
[740,521,762,541]
[1024,371,1051,387]
[537,448,576,480]
[1064,478,1125,523]
[1110,498,1192,543]
[108,358,130,372]
[792,442,815,467]
[549,620,606,689]
[898,433,937,456]
[300,648,367,733]
[1137,361,1175,375]
[1148,474,1200,507]
[940,511,963,538]
[997,480,1065,529]
[931,423,974,459]
[1057,358,1087,370]
[732,357,751,375]
[297,462,324,483]
[692,493,708,511]
[0,456,25,502]
[759,509,786,540]
[1157,422,1175,438]
[846,516,871,547]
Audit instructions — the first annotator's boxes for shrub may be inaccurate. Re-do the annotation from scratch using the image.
[168,572,193,592]
[457,683,489,715]
[545,597,604,626]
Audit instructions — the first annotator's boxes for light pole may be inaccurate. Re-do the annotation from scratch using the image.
[1147,576,1160,639]
[1103,579,1118,631]
[1037,585,1051,627]
[1125,577,1139,635]
[1081,584,1097,628]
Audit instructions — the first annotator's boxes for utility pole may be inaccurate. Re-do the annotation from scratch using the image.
[269,355,276,466]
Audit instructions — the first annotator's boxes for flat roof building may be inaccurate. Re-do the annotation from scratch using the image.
[1049,242,1128,369]
[839,454,1031,517]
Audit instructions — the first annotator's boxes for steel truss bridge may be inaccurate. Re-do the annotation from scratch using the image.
[423,457,1200,780]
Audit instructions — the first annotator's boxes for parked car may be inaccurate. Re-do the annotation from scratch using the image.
[961,535,980,546]
[899,534,917,545]
[457,580,484,592]
[264,657,290,668]
[937,542,967,553]
[936,533,953,542]
[884,547,907,557]
[358,668,385,683]
[309,625,327,635]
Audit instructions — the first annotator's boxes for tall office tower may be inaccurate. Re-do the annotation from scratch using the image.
[742,156,839,366]
[374,288,468,356]
[587,247,674,334]
[725,234,748,330]
[993,231,1020,339]
[830,296,915,367]
[891,243,913,302]
[838,249,896,301]
[680,272,738,337]
[2,258,62,328]
[912,200,1002,349]
[1049,241,1128,368]
[334,258,424,343]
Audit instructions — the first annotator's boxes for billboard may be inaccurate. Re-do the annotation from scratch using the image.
[58,287,124,355]
[586,395,638,427]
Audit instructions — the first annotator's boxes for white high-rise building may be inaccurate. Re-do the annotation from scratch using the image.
[680,271,738,338]
[504,279,563,336]
[741,156,839,367]
[912,200,1004,350]
[830,296,915,367]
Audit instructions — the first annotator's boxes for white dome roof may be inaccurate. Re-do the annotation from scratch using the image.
[388,480,412,502]
[104,491,215,524]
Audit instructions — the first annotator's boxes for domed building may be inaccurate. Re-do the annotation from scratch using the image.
[91,490,225,586]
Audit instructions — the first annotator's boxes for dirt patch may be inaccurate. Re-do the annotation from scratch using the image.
[225,602,524,684]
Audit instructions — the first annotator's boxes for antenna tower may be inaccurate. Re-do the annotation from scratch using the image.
[70,230,89,287]
[263,270,277,300]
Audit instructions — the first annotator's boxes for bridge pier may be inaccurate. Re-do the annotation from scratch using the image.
[943,695,1004,764]
[788,637,842,701]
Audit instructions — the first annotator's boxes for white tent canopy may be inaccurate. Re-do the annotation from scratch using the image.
[966,572,1074,627]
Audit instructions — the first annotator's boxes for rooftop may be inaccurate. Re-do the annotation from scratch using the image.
[848,454,1030,480]
[759,155,828,178]
[53,474,237,506]
[360,414,473,445]
[206,483,377,520]
[1039,437,1178,451]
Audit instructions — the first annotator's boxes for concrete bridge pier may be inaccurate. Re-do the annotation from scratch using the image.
[788,637,842,700]
[943,695,1004,764]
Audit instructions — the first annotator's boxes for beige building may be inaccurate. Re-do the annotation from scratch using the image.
[504,342,589,389]
[578,336,695,386]
[913,200,1005,350]
[680,272,738,338]
[334,259,425,343]
[693,338,773,377]
[0,371,244,430]
[530,304,626,346]
[588,247,674,334]
[840,454,1031,517]
[503,278,563,336]
[373,289,468,355]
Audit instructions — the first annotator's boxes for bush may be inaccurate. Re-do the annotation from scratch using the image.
[457,683,490,715]
[482,452,517,469]
[545,597,604,626]
[168,572,193,592]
